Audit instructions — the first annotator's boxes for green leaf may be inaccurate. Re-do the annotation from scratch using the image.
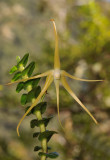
[34,86,41,97]
[39,117,53,127]
[23,80,33,90]
[30,117,53,128]
[11,72,21,82]
[16,82,24,93]
[16,76,40,93]
[38,131,58,142]
[32,78,40,88]
[32,102,47,115]
[17,53,29,67]
[34,146,51,152]
[25,102,47,116]
[30,119,42,128]
[9,66,18,74]
[28,62,35,77]
[34,146,42,152]
[43,117,53,126]
[21,94,27,105]
[33,132,40,138]
[47,152,59,158]
[21,62,35,77]
[30,119,38,128]
[27,86,41,103]
[38,152,59,159]
[16,56,20,63]
[23,78,40,90]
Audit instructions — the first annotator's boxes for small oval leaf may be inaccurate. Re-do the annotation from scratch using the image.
[32,78,40,88]
[33,132,40,138]
[21,94,27,105]
[28,62,35,77]
[38,131,58,142]
[38,152,59,159]
[17,53,29,67]
[11,72,21,82]
[30,119,38,128]
[16,82,24,93]
[34,146,42,152]
[9,66,18,74]
[21,62,35,77]
[16,56,20,63]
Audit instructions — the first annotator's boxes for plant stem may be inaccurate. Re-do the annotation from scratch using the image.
[26,82,47,160]
[35,110,47,160]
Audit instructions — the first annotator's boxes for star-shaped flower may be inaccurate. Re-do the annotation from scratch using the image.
[6,19,103,136]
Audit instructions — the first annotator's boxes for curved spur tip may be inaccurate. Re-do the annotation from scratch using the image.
[17,127,20,137]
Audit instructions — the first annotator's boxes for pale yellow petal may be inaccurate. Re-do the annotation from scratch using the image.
[5,70,52,86]
[62,70,104,82]
[17,74,53,137]
[50,19,60,69]
[54,80,64,130]
[61,75,98,124]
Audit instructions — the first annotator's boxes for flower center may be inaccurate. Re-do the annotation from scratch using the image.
[54,69,61,80]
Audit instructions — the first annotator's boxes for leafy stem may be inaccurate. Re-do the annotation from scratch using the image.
[26,77,47,160]
[9,53,59,159]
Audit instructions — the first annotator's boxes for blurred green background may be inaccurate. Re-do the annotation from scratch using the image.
[0,0,110,160]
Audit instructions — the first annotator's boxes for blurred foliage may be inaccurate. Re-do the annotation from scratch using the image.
[0,0,110,160]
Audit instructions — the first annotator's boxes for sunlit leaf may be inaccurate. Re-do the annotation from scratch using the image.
[9,66,18,74]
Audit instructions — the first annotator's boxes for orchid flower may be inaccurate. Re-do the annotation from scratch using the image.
[6,19,103,137]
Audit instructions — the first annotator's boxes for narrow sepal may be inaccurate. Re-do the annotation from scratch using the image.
[61,76,98,124]
[25,106,32,116]
[6,70,51,86]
